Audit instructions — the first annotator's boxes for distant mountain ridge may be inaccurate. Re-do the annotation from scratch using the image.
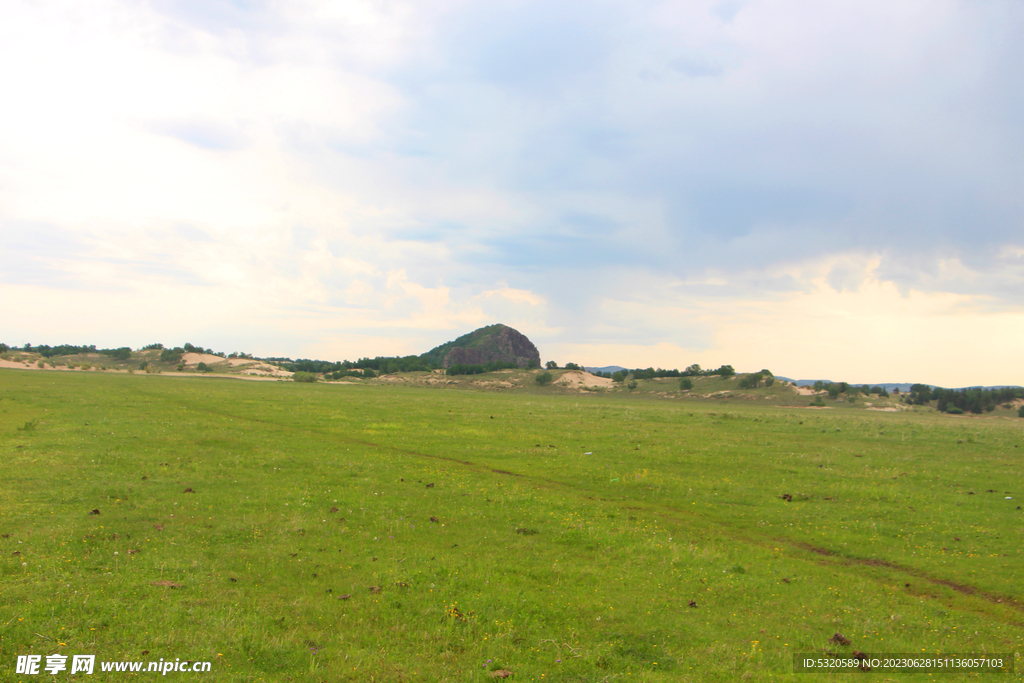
[421,324,541,369]
[585,366,627,374]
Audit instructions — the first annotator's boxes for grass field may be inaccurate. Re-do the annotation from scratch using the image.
[1,369,1021,681]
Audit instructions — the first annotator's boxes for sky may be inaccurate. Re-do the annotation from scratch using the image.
[1,0,1022,387]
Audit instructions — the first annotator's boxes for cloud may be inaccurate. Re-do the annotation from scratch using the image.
[1,0,1023,385]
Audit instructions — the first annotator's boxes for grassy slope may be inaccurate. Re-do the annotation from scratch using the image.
[1,370,1021,681]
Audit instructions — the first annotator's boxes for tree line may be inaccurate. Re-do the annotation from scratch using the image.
[905,384,1024,414]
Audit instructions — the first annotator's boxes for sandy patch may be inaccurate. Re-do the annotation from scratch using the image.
[866,407,900,412]
[556,371,614,389]
[241,367,293,378]
[0,358,39,369]
[792,385,820,396]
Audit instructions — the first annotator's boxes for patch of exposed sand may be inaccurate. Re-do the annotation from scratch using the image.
[241,367,292,378]
[0,358,38,369]
[792,385,820,396]
[556,370,614,389]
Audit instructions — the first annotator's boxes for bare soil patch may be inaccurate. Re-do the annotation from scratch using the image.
[556,370,614,390]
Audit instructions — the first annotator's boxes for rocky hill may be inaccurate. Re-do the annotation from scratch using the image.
[421,324,541,369]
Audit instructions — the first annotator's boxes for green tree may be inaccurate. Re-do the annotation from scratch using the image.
[292,371,317,383]
[1018,406,1024,418]
[679,378,693,391]
[535,371,553,386]
[545,361,558,369]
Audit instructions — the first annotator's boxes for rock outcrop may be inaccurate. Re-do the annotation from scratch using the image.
[424,324,541,369]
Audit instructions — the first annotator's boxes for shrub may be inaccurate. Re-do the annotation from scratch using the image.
[37,360,45,368]
[292,371,317,383]
[627,379,638,391]
[535,371,553,386]
[161,348,184,363]
[810,398,826,407]
[1019,406,1024,418]
[679,378,693,391]
[196,362,211,373]
[546,361,558,369]
[947,406,964,415]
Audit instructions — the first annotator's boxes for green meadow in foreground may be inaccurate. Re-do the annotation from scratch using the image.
[1,370,1021,681]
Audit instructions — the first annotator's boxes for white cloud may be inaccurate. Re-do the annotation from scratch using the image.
[2,0,1022,385]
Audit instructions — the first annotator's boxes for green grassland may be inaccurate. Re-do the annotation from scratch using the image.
[1,369,1021,681]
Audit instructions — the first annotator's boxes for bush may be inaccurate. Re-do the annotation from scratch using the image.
[809,397,826,407]
[161,348,184,363]
[292,371,317,383]
[679,378,693,391]
[1019,405,1024,418]
[196,362,211,373]
[535,371,553,386]
[545,361,558,369]
[947,406,964,415]
[627,380,638,391]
